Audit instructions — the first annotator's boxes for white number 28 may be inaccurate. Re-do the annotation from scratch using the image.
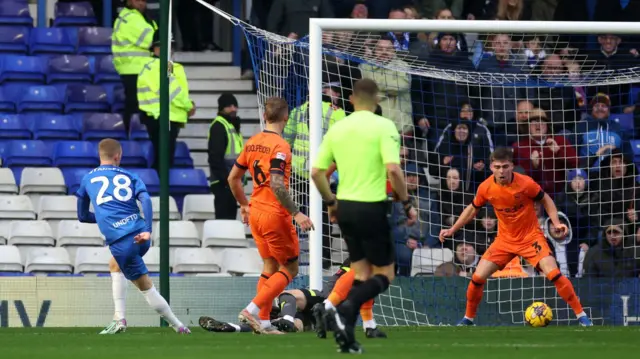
[91,174,133,205]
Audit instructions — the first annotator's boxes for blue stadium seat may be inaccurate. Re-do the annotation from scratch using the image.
[130,114,149,140]
[130,168,159,195]
[169,168,209,194]
[630,87,640,105]
[29,27,76,55]
[53,140,98,167]
[631,140,640,161]
[0,0,33,26]
[610,113,634,132]
[10,165,23,185]
[77,27,111,55]
[0,140,9,159]
[119,140,148,168]
[81,113,126,141]
[0,26,29,53]
[28,113,80,140]
[0,54,46,83]
[0,114,30,139]
[0,87,16,112]
[4,140,52,167]
[102,83,125,113]
[16,85,65,113]
[46,54,92,84]
[62,167,92,193]
[93,55,120,84]
[64,84,110,113]
[174,141,194,167]
[53,1,97,27]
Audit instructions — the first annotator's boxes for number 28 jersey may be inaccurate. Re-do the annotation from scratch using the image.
[76,165,148,244]
[235,130,292,216]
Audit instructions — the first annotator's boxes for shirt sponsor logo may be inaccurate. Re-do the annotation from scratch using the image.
[112,214,138,228]
[276,152,287,161]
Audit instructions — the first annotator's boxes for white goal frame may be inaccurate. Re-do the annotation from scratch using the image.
[307,19,640,291]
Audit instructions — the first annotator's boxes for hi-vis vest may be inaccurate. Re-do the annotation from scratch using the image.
[283,101,345,178]
[137,58,193,123]
[209,115,244,175]
[112,7,157,75]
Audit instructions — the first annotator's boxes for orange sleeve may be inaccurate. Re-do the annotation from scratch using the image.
[269,141,291,175]
[524,176,544,201]
[235,146,248,170]
[472,182,488,208]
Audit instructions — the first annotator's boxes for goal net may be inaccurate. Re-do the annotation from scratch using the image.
[205,3,640,326]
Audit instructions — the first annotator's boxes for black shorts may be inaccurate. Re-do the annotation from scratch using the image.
[336,200,394,267]
[299,288,325,312]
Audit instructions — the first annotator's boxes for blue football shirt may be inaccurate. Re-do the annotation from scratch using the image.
[76,165,148,244]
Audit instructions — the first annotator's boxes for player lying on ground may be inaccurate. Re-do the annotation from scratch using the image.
[228,97,314,334]
[439,147,593,327]
[77,139,190,334]
[199,259,386,338]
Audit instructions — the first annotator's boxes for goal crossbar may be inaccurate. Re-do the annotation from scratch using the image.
[307,19,640,290]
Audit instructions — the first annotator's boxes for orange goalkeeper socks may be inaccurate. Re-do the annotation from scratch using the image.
[465,274,486,320]
[327,269,355,306]
[547,268,584,316]
[257,272,271,320]
[252,269,292,312]
[360,299,374,322]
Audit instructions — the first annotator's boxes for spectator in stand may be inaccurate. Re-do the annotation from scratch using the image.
[454,242,479,276]
[463,0,498,20]
[470,206,497,255]
[438,166,474,248]
[428,33,473,70]
[583,218,640,278]
[591,149,639,228]
[493,0,532,22]
[434,117,491,192]
[359,36,413,130]
[428,9,469,53]
[555,169,598,276]
[535,55,579,134]
[530,0,558,21]
[520,35,547,71]
[416,0,464,19]
[497,99,534,147]
[267,0,335,39]
[177,0,220,52]
[575,93,632,169]
[512,108,578,196]
[586,34,639,110]
[477,34,532,127]
[387,8,413,51]
[433,100,494,154]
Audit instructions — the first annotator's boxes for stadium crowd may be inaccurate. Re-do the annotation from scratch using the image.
[263,0,640,279]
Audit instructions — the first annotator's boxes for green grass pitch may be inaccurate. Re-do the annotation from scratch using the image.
[1,327,639,359]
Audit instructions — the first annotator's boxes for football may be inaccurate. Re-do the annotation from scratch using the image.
[525,302,553,327]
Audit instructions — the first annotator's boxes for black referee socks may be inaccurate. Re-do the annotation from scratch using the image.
[339,274,391,325]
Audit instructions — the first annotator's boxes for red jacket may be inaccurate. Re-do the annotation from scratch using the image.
[512,135,578,196]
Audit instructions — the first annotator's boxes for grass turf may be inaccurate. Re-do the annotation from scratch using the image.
[1,326,639,359]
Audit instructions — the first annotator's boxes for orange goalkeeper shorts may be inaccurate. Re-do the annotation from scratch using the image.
[481,234,552,269]
[249,208,299,265]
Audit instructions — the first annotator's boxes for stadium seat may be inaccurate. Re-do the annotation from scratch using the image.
[0,167,18,194]
[129,168,159,195]
[29,114,80,140]
[220,248,262,275]
[152,220,200,247]
[174,141,194,167]
[0,54,47,83]
[81,113,127,141]
[0,245,22,272]
[61,167,91,193]
[119,140,148,167]
[20,167,66,194]
[53,141,99,167]
[143,246,160,273]
[77,27,112,55]
[0,26,30,53]
[24,247,73,274]
[169,168,209,194]
[29,27,76,55]
[0,114,31,139]
[8,220,55,246]
[17,85,65,113]
[630,87,640,105]
[64,84,110,113]
[38,195,77,219]
[108,84,125,113]
[0,220,9,243]
[56,220,103,247]
[74,247,110,274]
[172,248,220,274]
[129,114,149,140]
[53,1,97,27]
[46,54,92,84]
[410,248,454,276]
[202,220,248,248]
[93,55,120,84]
[610,113,634,132]
[149,196,181,220]
[0,86,16,112]
[0,0,33,26]
[632,140,640,162]
[4,140,52,167]
[181,194,215,221]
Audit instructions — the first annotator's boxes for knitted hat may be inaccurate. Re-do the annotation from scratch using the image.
[567,168,587,182]
[590,92,611,107]
[218,93,238,110]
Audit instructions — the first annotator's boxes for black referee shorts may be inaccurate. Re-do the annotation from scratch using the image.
[336,200,394,267]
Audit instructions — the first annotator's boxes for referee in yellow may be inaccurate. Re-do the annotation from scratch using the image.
[311,78,416,354]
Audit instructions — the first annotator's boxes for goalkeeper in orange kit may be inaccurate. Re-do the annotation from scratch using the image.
[440,148,593,326]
